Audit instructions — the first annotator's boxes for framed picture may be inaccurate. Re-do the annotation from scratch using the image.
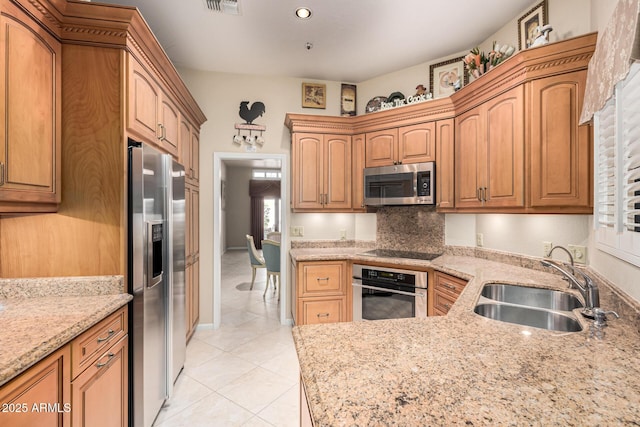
[302,82,326,109]
[340,84,356,116]
[429,57,467,99]
[518,0,548,50]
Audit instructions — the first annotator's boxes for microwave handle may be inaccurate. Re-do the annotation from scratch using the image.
[352,282,427,299]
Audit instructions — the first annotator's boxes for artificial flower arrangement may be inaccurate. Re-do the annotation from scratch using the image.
[463,42,516,78]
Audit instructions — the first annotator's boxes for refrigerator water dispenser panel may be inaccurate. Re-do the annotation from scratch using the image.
[147,221,164,288]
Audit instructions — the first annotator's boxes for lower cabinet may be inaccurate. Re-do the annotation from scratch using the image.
[432,271,468,316]
[0,307,128,427]
[0,346,70,427]
[70,307,128,427]
[293,260,350,325]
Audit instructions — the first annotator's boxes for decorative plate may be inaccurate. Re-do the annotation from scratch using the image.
[365,96,387,113]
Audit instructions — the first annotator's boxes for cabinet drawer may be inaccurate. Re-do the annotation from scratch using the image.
[300,298,345,325]
[433,290,457,315]
[434,272,467,298]
[72,307,127,379]
[300,262,345,296]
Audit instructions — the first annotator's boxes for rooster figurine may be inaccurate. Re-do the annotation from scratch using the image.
[239,101,266,125]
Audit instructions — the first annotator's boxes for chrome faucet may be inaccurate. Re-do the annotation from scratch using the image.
[541,245,599,319]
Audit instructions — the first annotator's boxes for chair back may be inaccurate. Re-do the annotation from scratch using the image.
[261,239,281,273]
[246,235,264,267]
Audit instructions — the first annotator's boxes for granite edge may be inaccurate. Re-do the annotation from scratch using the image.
[0,275,125,298]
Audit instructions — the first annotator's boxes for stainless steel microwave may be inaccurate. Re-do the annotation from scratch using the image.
[363,162,435,206]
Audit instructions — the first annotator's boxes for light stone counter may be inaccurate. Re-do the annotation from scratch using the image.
[291,249,640,426]
[0,276,131,386]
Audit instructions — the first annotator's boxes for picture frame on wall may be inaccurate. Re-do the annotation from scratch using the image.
[302,82,326,109]
[340,84,356,116]
[429,57,467,99]
[517,0,548,50]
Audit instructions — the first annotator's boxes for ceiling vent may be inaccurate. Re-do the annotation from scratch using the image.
[204,0,240,15]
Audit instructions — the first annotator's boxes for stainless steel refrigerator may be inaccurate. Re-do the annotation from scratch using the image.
[128,139,186,427]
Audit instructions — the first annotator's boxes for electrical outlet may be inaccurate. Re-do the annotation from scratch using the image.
[476,233,484,247]
[340,229,346,240]
[297,226,304,237]
[568,244,587,265]
[542,241,553,257]
[290,226,303,237]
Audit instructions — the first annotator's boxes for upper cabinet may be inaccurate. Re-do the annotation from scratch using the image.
[365,123,436,167]
[128,57,180,158]
[292,133,352,211]
[455,86,524,209]
[0,1,61,213]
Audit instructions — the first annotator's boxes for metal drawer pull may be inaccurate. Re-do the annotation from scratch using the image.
[0,163,4,186]
[96,352,115,368]
[441,283,457,291]
[316,277,330,281]
[97,329,115,343]
[443,303,451,309]
[317,313,330,318]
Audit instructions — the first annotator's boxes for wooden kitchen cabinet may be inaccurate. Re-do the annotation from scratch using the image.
[528,71,592,211]
[352,133,366,211]
[185,184,200,340]
[435,119,455,210]
[455,85,524,209]
[432,271,468,316]
[0,2,61,213]
[71,307,128,427]
[0,346,70,427]
[294,260,350,325]
[292,133,352,211]
[365,123,435,167]
[127,56,180,158]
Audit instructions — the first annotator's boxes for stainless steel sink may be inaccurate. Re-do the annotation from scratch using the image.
[474,303,583,332]
[481,283,583,311]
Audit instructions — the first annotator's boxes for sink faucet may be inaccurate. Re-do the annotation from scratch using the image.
[541,245,599,319]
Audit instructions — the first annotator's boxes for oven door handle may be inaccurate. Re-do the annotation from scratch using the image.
[352,282,427,299]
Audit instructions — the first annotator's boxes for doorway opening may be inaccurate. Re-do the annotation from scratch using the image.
[212,152,289,329]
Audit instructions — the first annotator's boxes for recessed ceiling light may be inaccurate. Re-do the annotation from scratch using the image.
[295,7,312,19]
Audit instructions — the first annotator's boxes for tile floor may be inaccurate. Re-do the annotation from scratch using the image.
[155,249,299,427]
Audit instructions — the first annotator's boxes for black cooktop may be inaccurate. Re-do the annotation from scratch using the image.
[359,249,442,261]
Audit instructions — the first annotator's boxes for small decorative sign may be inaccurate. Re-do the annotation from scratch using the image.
[379,93,432,111]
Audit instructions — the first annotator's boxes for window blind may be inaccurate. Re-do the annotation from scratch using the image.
[596,97,616,227]
[621,64,640,233]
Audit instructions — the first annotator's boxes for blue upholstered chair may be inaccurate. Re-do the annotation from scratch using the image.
[261,239,281,300]
[246,235,265,290]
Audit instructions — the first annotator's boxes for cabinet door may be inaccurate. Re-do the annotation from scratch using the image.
[351,133,365,211]
[0,7,61,207]
[299,298,346,325]
[455,108,485,208]
[0,346,70,427]
[71,336,128,427]
[292,133,323,209]
[179,118,191,173]
[484,86,524,208]
[185,262,193,340]
[190,129,200,184]
[529,71,591,209]
[398,122,436,164]
[160,92,180,157]
[436,119,455,210]
[190,258,200,332]
[191,187,199,256]
[365,129,398,167]
[127,57,159,143]
[324,135,351,209]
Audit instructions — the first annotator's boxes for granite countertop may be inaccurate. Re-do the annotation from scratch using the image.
[291,250,640,425]
[0,276,132,386]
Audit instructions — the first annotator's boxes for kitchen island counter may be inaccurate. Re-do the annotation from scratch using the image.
[0,276,131,386]
[292,253,640,425]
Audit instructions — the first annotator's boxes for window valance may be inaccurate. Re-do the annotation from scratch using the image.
[580,0,640,124]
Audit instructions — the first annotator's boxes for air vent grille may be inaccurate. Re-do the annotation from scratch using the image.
[204,0,240,15]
